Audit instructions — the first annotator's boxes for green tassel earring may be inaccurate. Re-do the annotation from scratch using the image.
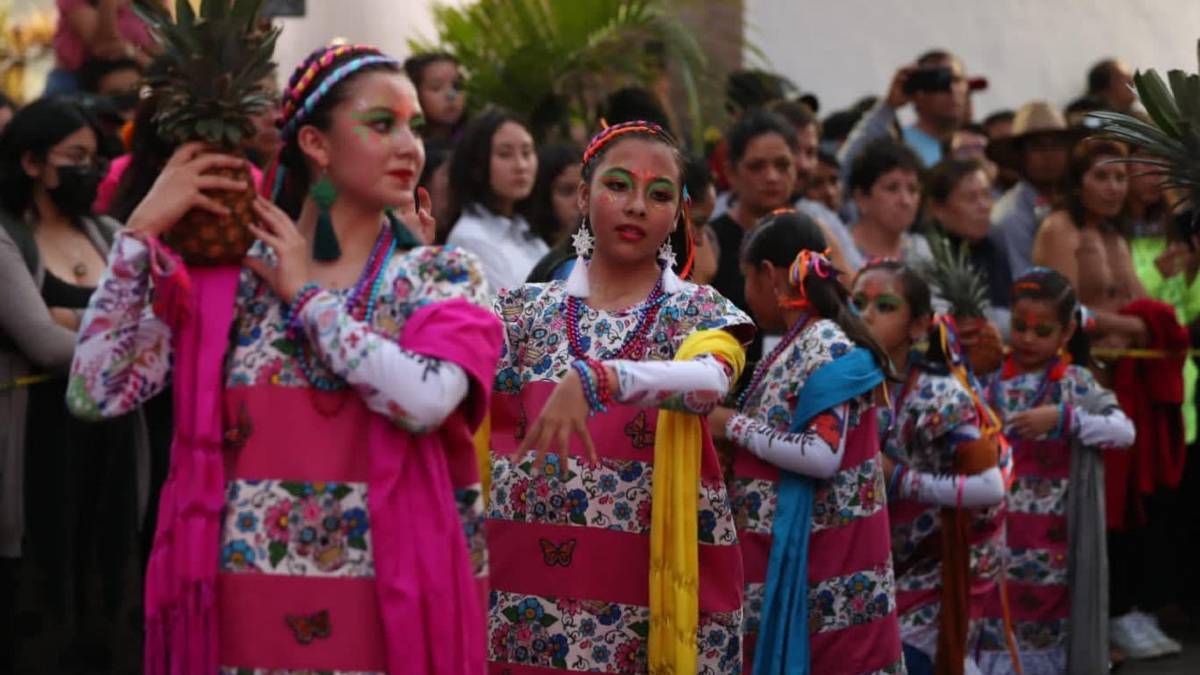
[311,172,341,262]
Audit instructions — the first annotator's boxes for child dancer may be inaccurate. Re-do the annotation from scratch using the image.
[978,267,1134,675]
[486,121,754,674]
[710,210,904,674]
[852,259,1009,675]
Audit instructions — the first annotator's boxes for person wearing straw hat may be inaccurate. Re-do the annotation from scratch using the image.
[987,101,1083,281]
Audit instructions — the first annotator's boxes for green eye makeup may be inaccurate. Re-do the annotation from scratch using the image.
[852,293,903,313]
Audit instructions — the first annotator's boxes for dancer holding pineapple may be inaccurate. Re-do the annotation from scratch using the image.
[67,4,500,672]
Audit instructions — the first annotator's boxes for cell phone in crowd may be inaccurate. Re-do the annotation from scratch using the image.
[903,66,955,94]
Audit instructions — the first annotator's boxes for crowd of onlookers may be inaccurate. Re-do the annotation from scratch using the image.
[0,1,1199,670]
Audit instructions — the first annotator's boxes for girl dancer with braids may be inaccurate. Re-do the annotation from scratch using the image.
[851,259,1009,675]
[486,120,753,674]
[976,268,1133,675]
[68,44,500,674]
[709,210,904,675]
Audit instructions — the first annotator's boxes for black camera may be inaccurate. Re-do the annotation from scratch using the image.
[903,66,955,95]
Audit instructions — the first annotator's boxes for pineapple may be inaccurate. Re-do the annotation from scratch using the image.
[136,0,280,265]
[916,229,1004,374]
[1090,39,1200,236]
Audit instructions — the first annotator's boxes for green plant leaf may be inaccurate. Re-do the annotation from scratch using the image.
[268,540,287,567]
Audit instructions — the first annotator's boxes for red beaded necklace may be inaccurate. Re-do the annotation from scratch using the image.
[564,274,667,360]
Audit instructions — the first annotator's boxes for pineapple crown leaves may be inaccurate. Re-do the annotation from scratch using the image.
[915,229,990,319]
[136,0,280,150]
[1090,39,1200,215]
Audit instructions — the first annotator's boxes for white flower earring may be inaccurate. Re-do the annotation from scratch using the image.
[657,236,677,269]
[572,217,595,258]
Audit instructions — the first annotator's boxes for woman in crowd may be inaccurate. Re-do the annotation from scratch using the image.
[980,268,1135,675]
[0,96,147,674]
[710,210,903,674]
[68,44,500,674]
[48,0,160,95]
[522,141,582,248]
[486,120,753,674]
[1032,140,1146,346]
[853,259,1008,675]
[403,51,468,143]
[446,108,543,291]
[924,158,1013,328]
[848,138,930,263]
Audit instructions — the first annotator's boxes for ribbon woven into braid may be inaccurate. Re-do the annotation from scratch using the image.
[648,329,745,674]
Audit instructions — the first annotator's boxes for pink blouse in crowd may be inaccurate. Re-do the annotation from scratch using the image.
[53,0,156,71]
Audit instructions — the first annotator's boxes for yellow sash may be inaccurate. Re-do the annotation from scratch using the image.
[649,329,747,674]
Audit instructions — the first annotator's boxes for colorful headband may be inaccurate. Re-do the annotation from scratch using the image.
[781,248,834,308]
[280,54,400,139]
[581,120,672,168]
[1012,280,1041,292]
[281,44,379,121]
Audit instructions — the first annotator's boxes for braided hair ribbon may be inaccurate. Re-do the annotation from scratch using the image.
[781,248,834,308]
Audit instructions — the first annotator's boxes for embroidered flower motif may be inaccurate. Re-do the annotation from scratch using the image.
[221,539,256,570]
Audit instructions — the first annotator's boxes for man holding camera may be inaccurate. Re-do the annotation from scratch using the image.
[838,49,985,171]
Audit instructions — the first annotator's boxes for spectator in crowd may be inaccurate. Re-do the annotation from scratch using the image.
[600,86,675,134]
[418,138,454,243]
[522,142,582,247]
[1065,94,1108,129]
[242,68,282,169]
[47,0,160,96]
[847,138,928,262]
[925,158,1012,326]
[982,109,1015,140]
[0,94,15,135]
[403,51,467,142]
[446,108,542,291]
[708,68,794,189]
[819,107,861,155]
[946,122,1001,190]
[1087,58,1138,114]
[987,101,1078,279]
[1033,139,1147,345]
[839,49,983,170]
[76,58,141,119]
[683,153,720,285]
[805,150,843,216]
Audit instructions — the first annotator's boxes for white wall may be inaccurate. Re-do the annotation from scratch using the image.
[744,0,1200,119]
[273,0,465,80]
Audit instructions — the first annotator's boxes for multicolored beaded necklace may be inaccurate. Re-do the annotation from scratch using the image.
[294,223,396,393]
[564,272,668,360]
[736,311,812,410]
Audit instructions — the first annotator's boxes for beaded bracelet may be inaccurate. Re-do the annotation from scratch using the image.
[284,283,323,339]
[1047,402,1074,440]
[571,359,607,415]
[587,358,613,406]
[888,464,908,500]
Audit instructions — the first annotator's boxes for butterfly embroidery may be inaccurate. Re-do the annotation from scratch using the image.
[222,401,253,450]
[624,411,654,449]
[539,538,577,567]
[284,609,332,645]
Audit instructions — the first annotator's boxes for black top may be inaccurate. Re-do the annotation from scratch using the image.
[41,271,95,309]
[943,229,1013,309]
[710,213,748,312]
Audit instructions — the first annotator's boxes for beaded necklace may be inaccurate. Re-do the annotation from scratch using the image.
[736,311,812,410]
[564,273,668,361]
[294,224,396,392]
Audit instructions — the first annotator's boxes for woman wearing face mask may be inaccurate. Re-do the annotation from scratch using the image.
[446,108,543,292]
[67,45,501,674]
[0,96,149,674]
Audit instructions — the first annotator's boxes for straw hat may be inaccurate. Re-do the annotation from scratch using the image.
[986,101,1083,170]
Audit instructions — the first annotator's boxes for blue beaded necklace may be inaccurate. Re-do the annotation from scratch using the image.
[294,224,396,392]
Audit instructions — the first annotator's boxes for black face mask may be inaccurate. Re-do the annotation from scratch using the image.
[110,91,140,113]
[49,165,101,217]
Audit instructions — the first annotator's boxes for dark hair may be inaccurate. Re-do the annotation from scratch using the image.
[683,153,713,204]
[522,141,581,245]
[727,108,798,166]
[925,157,986,205]
[447,107,532,223]
[917,49,954,67]
[108,96,175,222]
[1065,94,1107,118]
[1011,267,1093,366]
[982,109,1014,131]
[0,97,101,218]
[816,150,840,169]
[402,51,458,90]
[820,109,861,143]
[847,137,922,195]
[741,210,895,379]
[1061,139,1128,231]
[579,120,692,277]
[0,92,13,112]
[77,58,141,94]
[419,138,453,189]
[600,87,673,135]
[769,98,817,134]
[854,258,951,370]
[1087,59,1118,96]
[725,69,795,114]
[275,45,403,219]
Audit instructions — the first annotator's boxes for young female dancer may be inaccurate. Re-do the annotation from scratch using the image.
[709,209,904,674]
[68,44,501,674]
[852,259,1008,675]
[486,120,753,674]
[978,267,1135,675]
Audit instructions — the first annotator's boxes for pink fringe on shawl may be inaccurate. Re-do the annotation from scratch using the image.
[141,240,501,675]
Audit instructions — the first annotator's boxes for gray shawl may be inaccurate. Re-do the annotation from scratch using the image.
[1066,438,1109,674]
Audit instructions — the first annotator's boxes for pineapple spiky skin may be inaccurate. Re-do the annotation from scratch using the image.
[161,160,256,265]
[136,0,278,265]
